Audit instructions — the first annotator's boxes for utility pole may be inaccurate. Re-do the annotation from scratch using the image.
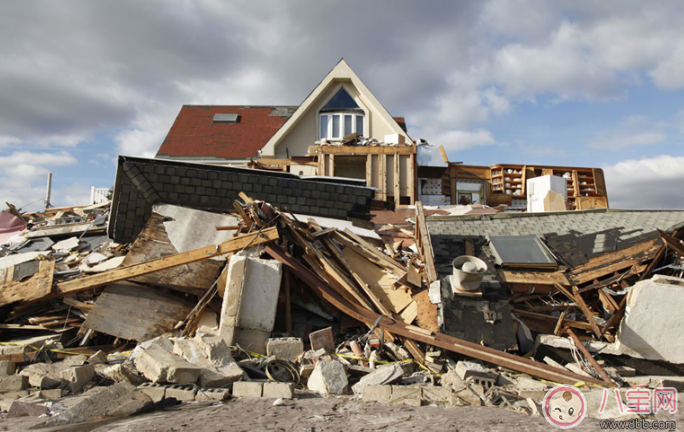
[45,173,52,210]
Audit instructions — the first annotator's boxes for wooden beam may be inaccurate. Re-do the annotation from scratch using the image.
[566,328,614,386]
[415,202,438,284]
[329,154,335,177]
[409,152,416,205]
[53,228,279,298]
[380,154,387,201]
[572,285,603,339]
[438,145,449,163]
[314,145,416,155]
[511,309,594,332]
[657,229,684,257]
[365,154,372,188]
[394,154,401,207]
[319,152,325,176]
[341,229,406,277]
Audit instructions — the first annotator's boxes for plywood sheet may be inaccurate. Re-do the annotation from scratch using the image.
[83,281,193,342]
[342,247,412,314]
[0,258,54,307]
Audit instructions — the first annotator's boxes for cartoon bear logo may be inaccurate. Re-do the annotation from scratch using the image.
[543,385,587,429]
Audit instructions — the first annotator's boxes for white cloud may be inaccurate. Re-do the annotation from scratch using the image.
[0,151,78,211]
[590,132,665,150]
[437,129,497,152]
[651,44,684,90]
[603,155,684,209]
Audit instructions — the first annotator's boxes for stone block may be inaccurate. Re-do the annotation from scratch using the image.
[137,383,166,403]
[0,374,28,392]
[309,327,334,352]
[515,376,549,400]
[195,387,230,401]
[0,390,29,400]
[307,361,348,395]
[0,361,16,376]
[87,351,108,365]
[232,381,263,398]
[134,347,202,384]
[262,382,294,399]
[61,364,95,393]
[37,389,63,400]
[266,338,304,361]
[352,364,403,396]
[7,401,49,417]
[165,385,197,402]
[454,361,497,388]
[362,385,392,402]
[20,363,65,389]
[233,328,270,355]
[421,386,454,404]
[173,337,244,388]
[390,386,422,406]
[63,354,88,366]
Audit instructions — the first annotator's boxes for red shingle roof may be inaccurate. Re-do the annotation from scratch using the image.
[156,105,409,160]
[156,106,297,160]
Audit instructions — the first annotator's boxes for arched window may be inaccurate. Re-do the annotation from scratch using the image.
[319,88,365,140]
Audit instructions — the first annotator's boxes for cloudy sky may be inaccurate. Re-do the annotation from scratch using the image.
[1,1,683,211]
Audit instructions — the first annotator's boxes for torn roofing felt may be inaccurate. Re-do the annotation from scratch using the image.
[107,155,376,243]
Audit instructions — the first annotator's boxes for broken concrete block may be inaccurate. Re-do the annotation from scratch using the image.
[389,386,421,406]
[61,364,95,394]
[384,342,411,361]
[618,275,684,364]
[454,361,497,388]
[0,361,16,376]
[309,327,334,352]
[197,334,236,369]
[584,388,639,421]
[266,338,304,361]
[100,362,144,385]
[63,354,88,366]
[0,374,28,392]
[421,386,454,404]
[439,369,467,392]
[232,381,263,398]
[134,347,202,384]
[352,363,403,396]
[233,328,271,356]
[7,400,49,417]
[362,385,392,402]
[52,237,80,252]
[137,383,166,403]
[165,385,197,402]
[20,363,65,389]
[0,390,28,400]
[453,387,483,406]
[37,389,63,400]
[31,382,153,428]
[195,387,230,401]
[262,382,294,399]
[87,351,108,365]
[307,361,348,395]
[515,376,549,400]
[173,337,244,388]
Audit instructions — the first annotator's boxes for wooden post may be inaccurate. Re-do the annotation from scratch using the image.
[409,153,416,205]
[394,153,401,207]
[366,154,372,188]
[329,154,335,177]
[319,151,326,176]
[380,154,387,201]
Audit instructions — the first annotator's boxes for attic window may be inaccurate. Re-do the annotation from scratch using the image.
[213,113,240,123]
[319,88,365,140]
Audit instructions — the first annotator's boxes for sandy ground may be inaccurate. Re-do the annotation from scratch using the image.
[1,392,683,432]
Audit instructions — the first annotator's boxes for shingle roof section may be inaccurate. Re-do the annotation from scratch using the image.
[156,106,298,160]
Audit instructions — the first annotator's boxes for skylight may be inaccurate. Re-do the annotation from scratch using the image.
[213,113,240,123]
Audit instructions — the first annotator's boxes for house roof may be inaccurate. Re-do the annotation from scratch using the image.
[156,106,298,160]
[156,104,409,160]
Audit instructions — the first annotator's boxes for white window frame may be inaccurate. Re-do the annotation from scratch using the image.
[319,112,365,140]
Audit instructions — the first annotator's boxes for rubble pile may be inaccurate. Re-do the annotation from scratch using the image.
[0,193,683,427]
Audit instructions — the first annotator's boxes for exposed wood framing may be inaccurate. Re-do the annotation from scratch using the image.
[409,153,416,205]
[311,145,416,155]
[329,154,335,177]
[415,202,437,284]
[365,154,372,188]
[394,154,401,206]
[380,153,387,200]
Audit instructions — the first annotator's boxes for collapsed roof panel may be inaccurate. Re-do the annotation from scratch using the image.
[108,156,376,243]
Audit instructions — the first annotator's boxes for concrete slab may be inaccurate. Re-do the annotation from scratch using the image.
[134,347,202,384]
[232,381,263,398]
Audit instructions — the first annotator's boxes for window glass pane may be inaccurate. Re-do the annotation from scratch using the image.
[356,115,364,137]
[319,115,329,140]
[332,115,340,138]
[344,115,352,136]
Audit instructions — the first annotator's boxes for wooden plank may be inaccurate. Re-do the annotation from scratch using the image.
[438,145,449,163]
[120,214,224,296]
[500,269,570,286]
[406,263,422,288]
[83,282,194,341]
[316,145,416,155]
[341,229,406,277]
[572,285,603,339]
[415,202,437,284]
[319,152,325,176]
[394,154,401,207]
[54,227,278,298]
[511,309,594,332]
[566,328,614,385]
[465,237,475,256]
[399,301,418,324]
[0,258,54,307]
[342,247,412,314]
[658,229,684,257]
[568,238,662,285]
[329,154,335,177]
